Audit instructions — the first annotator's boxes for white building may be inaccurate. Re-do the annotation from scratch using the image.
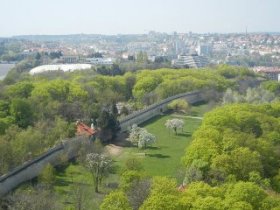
[29,64,92,75]
[253,67,280,81]
[173,54,209,68]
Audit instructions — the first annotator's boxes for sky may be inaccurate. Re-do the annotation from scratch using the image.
[0,0,279,36]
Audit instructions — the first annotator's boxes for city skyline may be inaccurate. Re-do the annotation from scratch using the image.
[1,0,280,37]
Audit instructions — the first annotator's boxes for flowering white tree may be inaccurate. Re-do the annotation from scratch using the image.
[127,124,156,149]
[165,119,185,135]
[86,153,112,192]
[127,124,143,145]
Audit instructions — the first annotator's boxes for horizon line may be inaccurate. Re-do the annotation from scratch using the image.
[1,31,280,39]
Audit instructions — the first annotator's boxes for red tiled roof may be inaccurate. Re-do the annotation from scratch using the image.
[253,66,280,73]
[76,122,97,136]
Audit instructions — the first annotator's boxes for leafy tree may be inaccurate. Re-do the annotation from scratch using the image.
[10,98,33,128]
[97,109,120,142]
[39,163,56,187]
[225,182,267,209]
[120,170,145,190]
[124,157,143,171]
[100,191,132,210]
[136,51,148,63]
[140,194,180,210]
[272,170,280,192]
[6,82,34,98]
[0,139,13,175]
[150,176,178,196]
[193,196,224,210]
[167,99,190,113]
[140,177,179,210]
[132,76,161,100]
[262,80,280,95]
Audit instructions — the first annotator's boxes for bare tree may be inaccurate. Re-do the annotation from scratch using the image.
[127,179,151,210]
[7,187,60,210]
[71,183,88,210]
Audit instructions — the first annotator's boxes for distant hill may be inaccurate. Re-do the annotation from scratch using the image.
[12,34,148,43]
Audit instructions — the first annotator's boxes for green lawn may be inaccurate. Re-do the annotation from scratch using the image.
[114,113,202,177]
[54,163,119,209]
[52,103,213,209]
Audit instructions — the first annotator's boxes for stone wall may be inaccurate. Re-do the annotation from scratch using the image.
[0,137,85,197]
[119,90,205,131]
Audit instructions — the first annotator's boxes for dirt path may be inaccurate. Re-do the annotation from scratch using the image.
[171,114,203,120]
[105,144,123,157]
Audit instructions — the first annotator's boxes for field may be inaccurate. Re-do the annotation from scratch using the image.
[52,103,211,209]
[113,114,202,177]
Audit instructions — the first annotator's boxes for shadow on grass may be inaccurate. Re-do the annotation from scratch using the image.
[192,100,207,106]
[145,153,170,159]
[146,146,160,150]
[176,132,191,137]
[139,115,166,127]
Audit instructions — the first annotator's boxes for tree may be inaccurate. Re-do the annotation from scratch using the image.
[6,82,34,98]
[140,177,179,210]
[97,109,120,142]
[39,163,56,187]
[7,187,59,210]
[127,124,156,149]
[225,182,267,209]
[100,191,132,210]
[10,98,33,128]
[193,196,225,210]
[165,119,184,135]
[138,129,156,149]
[184,164,204,184]
[136,51,148,63]
[71,183,88,210]
[0,139,13,175]
[222,88,244,104]
[120,170,145,190]
[124,157,143,171]
[223,87,276,105]
[127,179,151,210]
[167,99,190,113]
[86,153,112,193]
[139,194,180,210]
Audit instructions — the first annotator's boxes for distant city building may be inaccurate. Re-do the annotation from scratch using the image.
[172,54,209,68]
[85,57,114,65]
[197,43,213,56]
[253,67,280,81]
[62,56,80,63]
